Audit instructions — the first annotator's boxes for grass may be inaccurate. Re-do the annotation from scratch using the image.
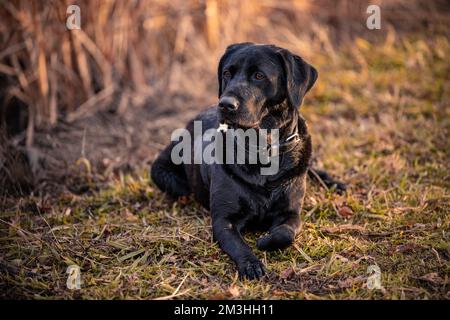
[1,34,449,299]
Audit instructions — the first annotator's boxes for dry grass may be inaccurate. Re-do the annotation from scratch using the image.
[1,19,449,298]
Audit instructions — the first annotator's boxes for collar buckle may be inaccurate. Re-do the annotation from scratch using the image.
[285,133,299,142]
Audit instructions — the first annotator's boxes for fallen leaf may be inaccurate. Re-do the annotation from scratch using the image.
[272,289,285,296]
[337,276,365,288]
[280,267,294,279]
[178,196,189,205]
[395,243,422,253]
[121,208,138,222]
[209,293,227,300]
[338,205,354,218]
[416,273,445,285]
[178,229,190,241]
[228,284,240,298]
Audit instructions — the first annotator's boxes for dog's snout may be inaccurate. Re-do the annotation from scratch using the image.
[218,96,239,112]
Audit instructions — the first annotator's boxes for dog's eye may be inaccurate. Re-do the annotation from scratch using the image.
[253,72,265,80]
[223,70,231,79]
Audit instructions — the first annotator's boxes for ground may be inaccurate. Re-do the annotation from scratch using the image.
[0,34,449,299]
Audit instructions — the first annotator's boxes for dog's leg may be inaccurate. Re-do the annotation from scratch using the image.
[256,212,299,251]
[308,168,346,193]
[150,143,190,198]
[212,215,265,280]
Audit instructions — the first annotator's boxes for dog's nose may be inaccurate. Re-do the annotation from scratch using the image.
[218,96,239,112]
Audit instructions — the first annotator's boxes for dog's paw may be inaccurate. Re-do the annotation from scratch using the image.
[237,257,266,280]
[256,225,294,251]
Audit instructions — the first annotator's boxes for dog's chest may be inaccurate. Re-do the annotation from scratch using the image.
[239,186,287,226]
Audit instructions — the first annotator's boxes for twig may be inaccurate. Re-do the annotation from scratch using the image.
[154,273,190,300]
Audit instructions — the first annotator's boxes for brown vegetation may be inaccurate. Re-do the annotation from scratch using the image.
[0,0,449,299]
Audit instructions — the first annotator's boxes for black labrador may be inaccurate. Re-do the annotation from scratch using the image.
[151,43,345,279]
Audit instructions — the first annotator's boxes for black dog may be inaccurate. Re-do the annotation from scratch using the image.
[151,43,344,279]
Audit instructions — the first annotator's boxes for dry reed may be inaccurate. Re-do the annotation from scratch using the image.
[0,0,448,144]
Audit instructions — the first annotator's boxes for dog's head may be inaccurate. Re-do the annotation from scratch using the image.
[217,42,317,129]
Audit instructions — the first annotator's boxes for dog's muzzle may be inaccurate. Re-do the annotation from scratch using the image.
[218,96,239,113]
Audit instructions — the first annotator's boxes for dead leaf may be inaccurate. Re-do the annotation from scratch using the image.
[228,284,240,298]
[395,243,422,253]
[178,196,189,205]
[177,229,190,241]
[272,289,285,296]
[280,267,294,279]
[338,205,354,218]
[121,208,138,222]
[210,293,227,300]
[416,273,445,285]
[337,276,365,288]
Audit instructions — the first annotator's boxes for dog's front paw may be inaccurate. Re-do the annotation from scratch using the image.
[257,225,294,251]
[237,257,266,280]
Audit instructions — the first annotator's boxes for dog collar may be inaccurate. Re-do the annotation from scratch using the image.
[232,130,301,159]
[265,132,301,158]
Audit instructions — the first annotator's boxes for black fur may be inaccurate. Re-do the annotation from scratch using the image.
[151,43,345,279]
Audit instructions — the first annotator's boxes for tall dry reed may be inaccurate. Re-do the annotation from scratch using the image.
[0,0,448,146]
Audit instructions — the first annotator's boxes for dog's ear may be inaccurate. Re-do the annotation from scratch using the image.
[218,42,253,97]
[276,49,318,108]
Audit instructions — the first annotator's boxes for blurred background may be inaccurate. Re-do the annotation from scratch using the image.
[0,0,449,194]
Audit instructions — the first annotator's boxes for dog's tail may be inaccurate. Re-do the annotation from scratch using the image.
[308,168,346,194]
